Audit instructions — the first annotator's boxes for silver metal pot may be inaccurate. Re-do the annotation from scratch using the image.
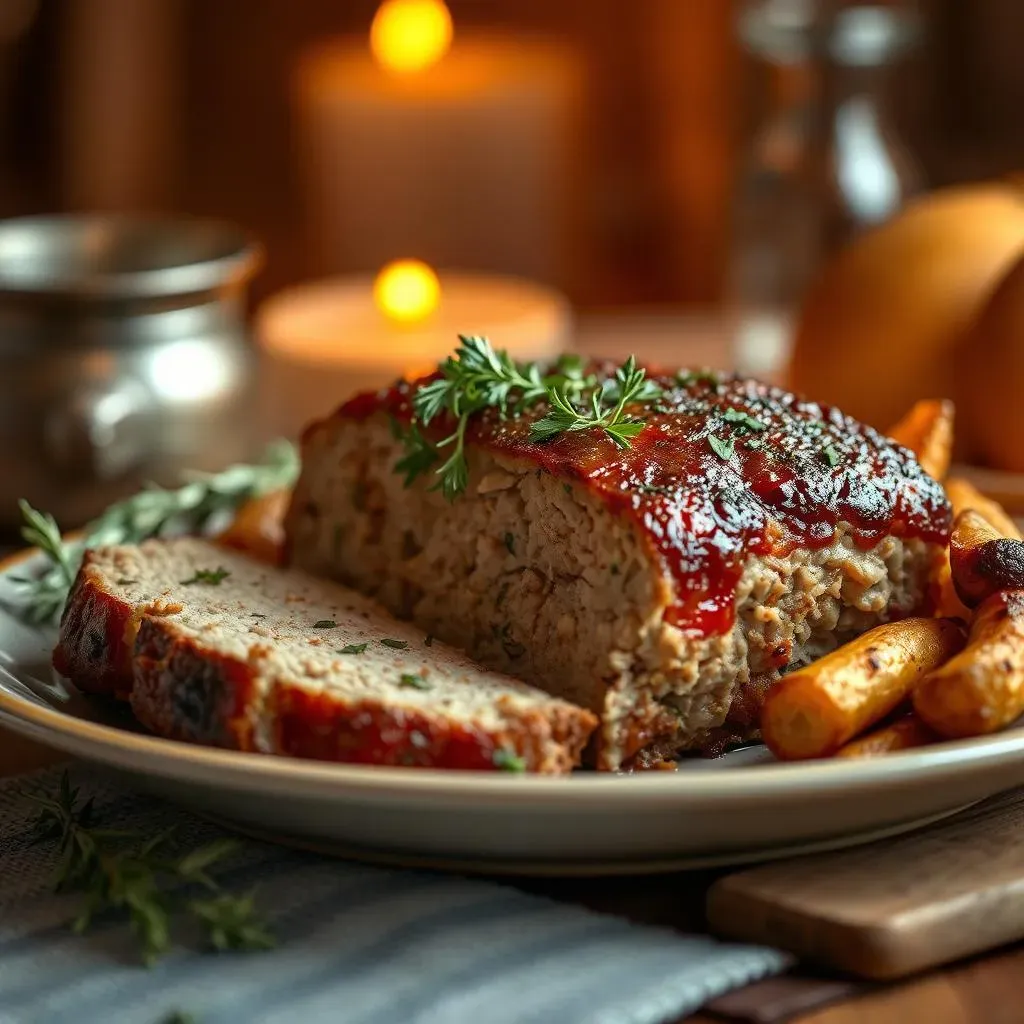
[0,214,263,530]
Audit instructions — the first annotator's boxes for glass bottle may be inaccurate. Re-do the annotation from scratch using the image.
[729,0,922,381]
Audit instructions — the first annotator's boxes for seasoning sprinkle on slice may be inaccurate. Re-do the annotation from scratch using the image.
[399,673,432,690]
[493,748,527,773]
[180,567,230,586]
[312,620,337,629]
[380,638,409,650]
[708,435,735,461]
[338,643,367,655]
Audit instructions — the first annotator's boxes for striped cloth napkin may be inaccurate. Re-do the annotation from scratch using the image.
[0,765,790,1024]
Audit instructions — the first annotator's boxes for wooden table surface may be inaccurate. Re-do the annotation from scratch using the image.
[3,315,1022,1023]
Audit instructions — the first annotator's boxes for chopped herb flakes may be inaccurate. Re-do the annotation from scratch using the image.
[399,673,431,690]
[250,613,267,619]
[503,532,516,556]
[708,435,735,461]
[312,620,337,629]
[822,444,842,468]
[495,581,510,608]
[380,638,409,650]
[338,643,368,655]
[180,567,230,586]
[721,408,767,432]
[562,483,572,496]
[493,748,527,772]
[744,438,764,451]
[676,369,720,389]
[116,578,137,585]
[610,563,620,575]
[424,634,434,647]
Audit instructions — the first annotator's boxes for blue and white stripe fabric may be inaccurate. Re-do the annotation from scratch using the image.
[0,767,789,1024]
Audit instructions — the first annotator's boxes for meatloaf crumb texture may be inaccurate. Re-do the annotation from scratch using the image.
[53,539,596,773]
[287,388,947,769]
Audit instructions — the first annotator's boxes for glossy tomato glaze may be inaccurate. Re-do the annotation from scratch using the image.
[338,366,952,637]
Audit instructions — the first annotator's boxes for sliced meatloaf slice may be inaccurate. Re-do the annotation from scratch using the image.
[53,538,596,772]
[285,363,952,770]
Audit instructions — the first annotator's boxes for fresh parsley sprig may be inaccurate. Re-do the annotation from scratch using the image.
[28,772,274,964]
[394,337,660,500]
[530,356,658,450]
[9,441,299,624]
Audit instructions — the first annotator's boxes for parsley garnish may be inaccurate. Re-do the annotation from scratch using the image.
[708,435,736,461]
[676,369,720,389]
[380,638,409,650]
[493,748,527,772]
[28,772,273,965]
[180,567,230,586]
[722,408,767,433]
[744,438,764,450]
[393,337,660,501]
[399,673,431,690]
[312,620,337,629]
[822,444,842,468]
[530,355,659,450]
[338,643,368,655]
[503,532,516,555]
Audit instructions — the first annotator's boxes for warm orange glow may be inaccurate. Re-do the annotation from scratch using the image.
[373,259,441,324]
[370,0,453,75]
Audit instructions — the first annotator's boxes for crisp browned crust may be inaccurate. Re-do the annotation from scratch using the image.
[129,615,592,772]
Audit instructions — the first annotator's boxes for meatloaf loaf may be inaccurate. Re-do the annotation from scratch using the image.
[53,538,596,772]
[286,352,952,770]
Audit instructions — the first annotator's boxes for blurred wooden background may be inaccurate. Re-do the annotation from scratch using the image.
[1,0,1023,309]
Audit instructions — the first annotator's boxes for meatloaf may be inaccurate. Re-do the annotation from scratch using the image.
[53,538,596,772]
[286,358,952,770]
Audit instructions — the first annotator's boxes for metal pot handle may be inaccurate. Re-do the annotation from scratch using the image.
[43,378,154,482]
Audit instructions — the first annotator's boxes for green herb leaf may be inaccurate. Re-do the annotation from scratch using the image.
[503,532,516,555]
[744,438,764,451]
[312,620,337,629]
[721,407,767,432]
[380,638,409,650]
[180,567,230,586]
[676,369,720,389]
[708,435,736,461]
[11,441,298,625]
[392,421,438,487]
[338,643,368,655]
[399,673,432,690]
[822,444,842,468]
[116,578,137,586]
[493,748,527,772]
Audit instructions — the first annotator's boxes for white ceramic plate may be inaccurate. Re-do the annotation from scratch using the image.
[3,552,1024,876]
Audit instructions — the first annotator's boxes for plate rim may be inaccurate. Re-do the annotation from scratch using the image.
[3,546,1024,808]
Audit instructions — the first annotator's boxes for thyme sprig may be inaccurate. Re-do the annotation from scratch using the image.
[394,336,660,500]
[9,441,299,624]
[28,772,274,964]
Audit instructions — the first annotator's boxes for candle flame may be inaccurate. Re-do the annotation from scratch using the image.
[370,0,452,75]
[374,259,441,325]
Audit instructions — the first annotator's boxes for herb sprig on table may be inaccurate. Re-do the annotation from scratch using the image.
[392,335,661,500]
[28,772,274,965]
[9,441,299,624]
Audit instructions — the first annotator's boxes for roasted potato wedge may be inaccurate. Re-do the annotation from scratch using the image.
[949,509,1024,608]
[216,488,290,565]
[914,590,1024,737]
[945,477,1022,540]
[835,714,939,759]
[887,398,955,481]
[761,617,966,760]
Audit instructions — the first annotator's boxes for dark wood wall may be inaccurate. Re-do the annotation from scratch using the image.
[2,0,1024,308]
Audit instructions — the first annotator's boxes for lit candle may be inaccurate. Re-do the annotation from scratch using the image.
[256,261,571,439]
[294,0,583,285]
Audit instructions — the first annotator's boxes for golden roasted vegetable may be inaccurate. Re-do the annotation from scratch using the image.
[216,489,290,565]
[835,714,939,759]
[914,590,1024,737]
[945,477,1022,541]
[761,617,966,760]
[887,399,955,480]
[949,510,1024,608]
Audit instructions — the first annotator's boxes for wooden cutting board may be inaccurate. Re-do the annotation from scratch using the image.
[707,786,1024,981]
